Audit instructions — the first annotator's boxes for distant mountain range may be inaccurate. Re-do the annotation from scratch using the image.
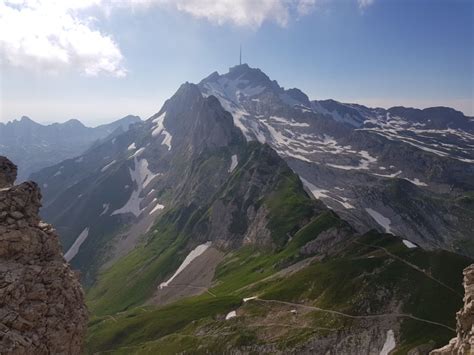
[0,115,141,180]
[29,64,473,353]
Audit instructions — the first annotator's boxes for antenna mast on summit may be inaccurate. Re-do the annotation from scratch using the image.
[239,44,242,65]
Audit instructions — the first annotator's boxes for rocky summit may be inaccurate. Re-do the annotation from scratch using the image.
[431,264,474,355]
[0,156,87,354]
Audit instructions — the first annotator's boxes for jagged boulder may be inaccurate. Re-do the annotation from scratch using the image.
[0,156,87,354]
[431,264,474,355]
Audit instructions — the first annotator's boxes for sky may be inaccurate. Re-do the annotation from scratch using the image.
[0,0,473,126]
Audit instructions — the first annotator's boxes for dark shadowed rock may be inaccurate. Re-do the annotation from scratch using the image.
[0,157,17,188]
[431,264,474,355]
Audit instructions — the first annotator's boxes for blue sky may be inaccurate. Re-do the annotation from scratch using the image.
[1,0,472,125]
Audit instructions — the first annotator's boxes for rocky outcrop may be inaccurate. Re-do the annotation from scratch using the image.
[299,226,353,257]
[0,156,87,354]
[431,264,474,355]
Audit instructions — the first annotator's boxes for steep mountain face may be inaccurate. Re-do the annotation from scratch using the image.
[0,115,141,180]
[0,157,87,354]
[33,83,313,283]
[31,76,473,353]
[431,263,474,355]
[199,64,474,256]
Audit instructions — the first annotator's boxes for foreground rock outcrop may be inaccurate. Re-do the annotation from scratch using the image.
[431,264,474,355]
[0,156,87,354]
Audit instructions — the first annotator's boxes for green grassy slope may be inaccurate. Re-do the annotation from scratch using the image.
[85,142,471,354]
[86,219,471,354]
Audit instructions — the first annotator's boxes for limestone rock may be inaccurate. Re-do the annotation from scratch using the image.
[0,156,87,354]
[430,264,474,355]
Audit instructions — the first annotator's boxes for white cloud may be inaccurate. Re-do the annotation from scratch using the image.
[358,0,375,9]
[0,0,367,77]
[130,0,319,28]
[0,0,126,77]
[170,0,292,27]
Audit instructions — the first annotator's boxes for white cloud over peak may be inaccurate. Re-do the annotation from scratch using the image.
[160,0,303,28]
[0,0,126,77]
[109,0,320,27]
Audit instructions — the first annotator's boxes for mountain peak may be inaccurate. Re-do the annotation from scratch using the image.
[11,116,39,127]
[228,63,251,72]
[20,116,34,123]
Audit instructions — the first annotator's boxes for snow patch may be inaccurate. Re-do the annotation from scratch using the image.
[373,170,402,178]
[127,143,136,151]
[111,158,161,217]
[269,115,310,127]
[149,200,165,215]
[404,178,428,186]
[132,147,145,158]
[100,203,110,216]
[228,154,238,173]
[243,296,257,302]
[159,242,212,289]
[301,178,354,209]
[379,329,396,355]
[327,150,377,170]
[152,112,172,150]
[101,160,116,172]
[366,208,392,234]
[402,240,417,249]
[225,311,237,320]
[64,228,89,262]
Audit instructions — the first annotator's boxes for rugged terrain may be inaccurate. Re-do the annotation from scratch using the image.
[0,115,140,180]
[0,156,87,354]
[431,264,474,354]
[35,65,474,257]
[29,70,474,353]
[198,65,474,256]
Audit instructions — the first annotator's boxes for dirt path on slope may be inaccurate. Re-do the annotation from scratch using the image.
[251,298,455,332]
[353,240,463,298]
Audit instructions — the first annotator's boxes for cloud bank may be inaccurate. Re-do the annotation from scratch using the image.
[0,0,126,77]
[0,0,373,77]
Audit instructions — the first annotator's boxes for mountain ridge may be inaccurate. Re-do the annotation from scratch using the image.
[27,64,474,353]
[0,115,141,180]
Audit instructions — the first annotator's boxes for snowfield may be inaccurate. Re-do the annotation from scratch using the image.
[159,242,212,289]
[365,208,392,234]
[379,329,396,355]
[111,158,161,217]
[152,112,173,150]
[403,240,417,249]
[228,154,238,173]
[64,228,89,262]
[101,160,116,172]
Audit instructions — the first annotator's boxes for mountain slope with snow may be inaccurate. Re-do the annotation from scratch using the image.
[29,65,474,354]
[199,64,474,256]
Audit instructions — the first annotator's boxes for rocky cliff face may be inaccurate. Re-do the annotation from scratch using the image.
[0,156,87,354]
[431,264,474,355]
